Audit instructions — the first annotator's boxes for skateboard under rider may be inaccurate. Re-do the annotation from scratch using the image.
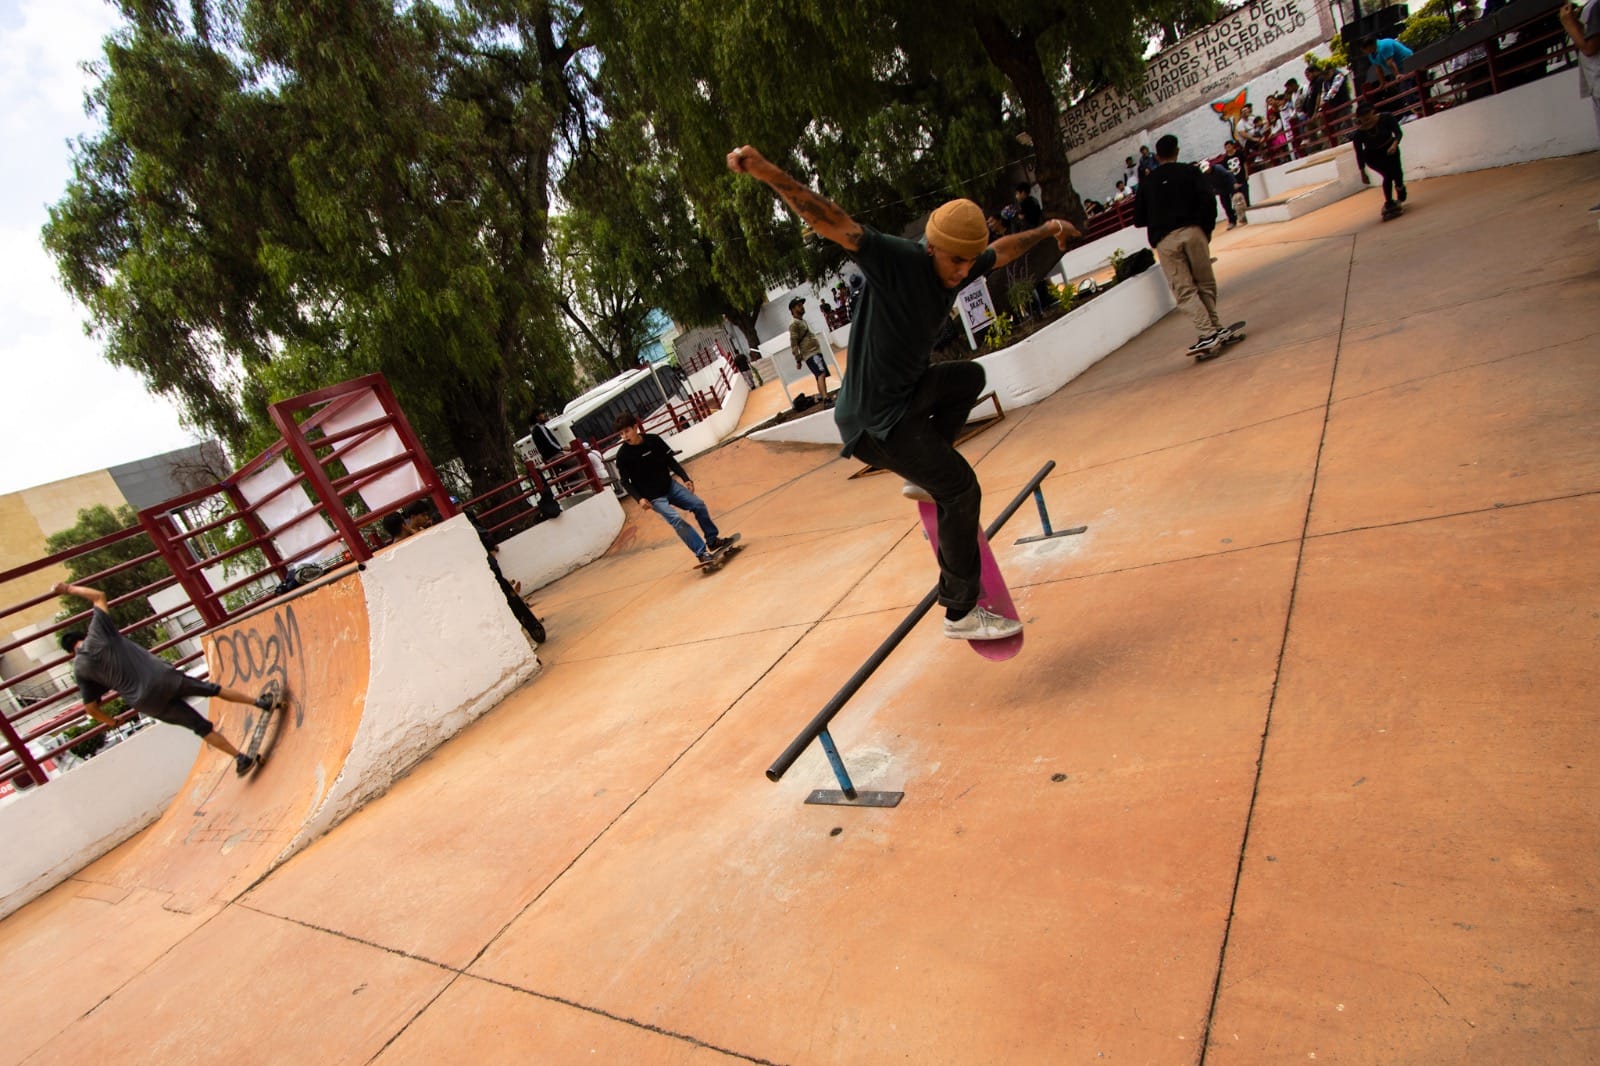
[695,533,744,574]
[241,678,288,774]
[916,502,1023,662]
[1193,320,1246,362]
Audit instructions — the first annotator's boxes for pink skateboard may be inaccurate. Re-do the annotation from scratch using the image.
[917,502,1024,662]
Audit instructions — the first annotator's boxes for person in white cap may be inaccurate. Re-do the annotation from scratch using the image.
[728,144,1078,642]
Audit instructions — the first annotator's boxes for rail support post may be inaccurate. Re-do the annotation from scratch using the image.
[771,460,1058,808]
[803,728,904,808]
[1014,483,1086,545]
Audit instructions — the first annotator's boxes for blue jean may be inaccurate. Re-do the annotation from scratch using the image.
[649,482,720,556]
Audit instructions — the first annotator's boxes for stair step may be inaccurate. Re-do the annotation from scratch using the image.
[1252,179,1337,209]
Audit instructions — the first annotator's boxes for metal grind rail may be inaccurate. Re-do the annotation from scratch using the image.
[767,460,1077,807]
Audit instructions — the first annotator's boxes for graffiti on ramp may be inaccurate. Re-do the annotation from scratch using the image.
[72,573,371,910]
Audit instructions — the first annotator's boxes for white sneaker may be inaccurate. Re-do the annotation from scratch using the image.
[943,606,1023,641]
[901,482,934,503]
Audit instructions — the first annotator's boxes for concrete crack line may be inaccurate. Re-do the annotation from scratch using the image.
[219,905,783,1065]
[1328,326,1600,408]
[1197,232,1359,1063]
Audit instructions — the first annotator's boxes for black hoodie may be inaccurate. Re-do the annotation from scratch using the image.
[1132,161,1218,247]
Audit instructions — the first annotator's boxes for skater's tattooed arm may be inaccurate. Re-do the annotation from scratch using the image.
[989,219,1080,269]
[728,145,863,251]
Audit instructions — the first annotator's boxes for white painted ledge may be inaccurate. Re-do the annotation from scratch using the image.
[747,267,1174,447]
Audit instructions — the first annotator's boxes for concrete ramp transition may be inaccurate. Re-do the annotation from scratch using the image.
[70,516,540,912]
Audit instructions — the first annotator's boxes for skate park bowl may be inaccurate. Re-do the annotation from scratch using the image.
[48,516,540,915]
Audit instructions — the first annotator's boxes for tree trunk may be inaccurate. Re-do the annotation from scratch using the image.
[972,16,1087,228]
[441,369,520,501]
[726,308,760,350]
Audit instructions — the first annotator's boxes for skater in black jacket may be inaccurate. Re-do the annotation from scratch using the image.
[1351,101,1407,217]
[1134,134,1233,355]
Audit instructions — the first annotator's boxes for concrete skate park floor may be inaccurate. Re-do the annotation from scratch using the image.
[5,155,1598,1065]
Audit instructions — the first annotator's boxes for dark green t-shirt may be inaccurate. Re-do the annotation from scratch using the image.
[832,226,996,457]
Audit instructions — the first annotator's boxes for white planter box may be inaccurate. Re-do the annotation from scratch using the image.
[747,267,1175,446]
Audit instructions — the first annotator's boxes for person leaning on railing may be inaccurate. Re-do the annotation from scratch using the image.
[53,582,285,776]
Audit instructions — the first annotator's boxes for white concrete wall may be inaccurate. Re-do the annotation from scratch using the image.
[0,723,198,919]
[654,367,750,463]
[975,268,1176,410]
[1072,51,1332,205]
[1055,226,1154,283]
[291,515,540,854]
[748,267,1175,446]
[1394,72,1600,180]
[495,490,626,595]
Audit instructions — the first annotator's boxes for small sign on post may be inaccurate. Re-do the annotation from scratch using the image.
[957,277,997,351]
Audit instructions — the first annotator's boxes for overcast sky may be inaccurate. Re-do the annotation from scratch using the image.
[0,0,200,497]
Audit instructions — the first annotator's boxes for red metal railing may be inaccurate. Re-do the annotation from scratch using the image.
[0,373,449,792]
[463,360,743,539]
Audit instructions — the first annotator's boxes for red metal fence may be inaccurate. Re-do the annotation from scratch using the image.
[472,357,745,537]
[1,361,747,793]
[0,374,451,793]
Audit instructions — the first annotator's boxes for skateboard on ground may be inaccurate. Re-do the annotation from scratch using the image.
[243,678,287,773]
[695,533,744,574]
[916,502,1024,662]
[1194,320,1246,362]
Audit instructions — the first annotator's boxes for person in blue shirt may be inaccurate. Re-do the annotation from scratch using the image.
[1361,35,1417,115]
[1362,36,1414,84]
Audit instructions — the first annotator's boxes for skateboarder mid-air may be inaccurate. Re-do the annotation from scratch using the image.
[613,412,736,563]
[1351,100,1407,218]
[54,582,285,776]
[727,144,1079,642]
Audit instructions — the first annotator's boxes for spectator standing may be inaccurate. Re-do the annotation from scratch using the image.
[1302,64,1331,148]
[1362,35,1416,113]
[1319,63,1354,137]
[1133,134,1232,356]
[1203,159,1240,228]
[1263,96,1292,161]
[1012,182,1043,229]
[1363,35,1414,84]
[1136,145,1160,183]
[529,410,563,462]
[732,347,762,388]
[787,296,832,399]
[1009,182,1054,314]
[1222,139,1251,208]
[1283,77,1311,156]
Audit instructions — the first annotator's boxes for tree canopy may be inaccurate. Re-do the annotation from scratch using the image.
[47,505,169,652]
[45,0,590,496]
[46,1,1227,492]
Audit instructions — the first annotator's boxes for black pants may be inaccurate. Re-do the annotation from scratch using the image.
[1369,152,1405,203]
[852,362,986,614]
[1217,189,1237,224]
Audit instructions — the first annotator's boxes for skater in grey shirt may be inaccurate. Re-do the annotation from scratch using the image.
[56,582,284,776]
